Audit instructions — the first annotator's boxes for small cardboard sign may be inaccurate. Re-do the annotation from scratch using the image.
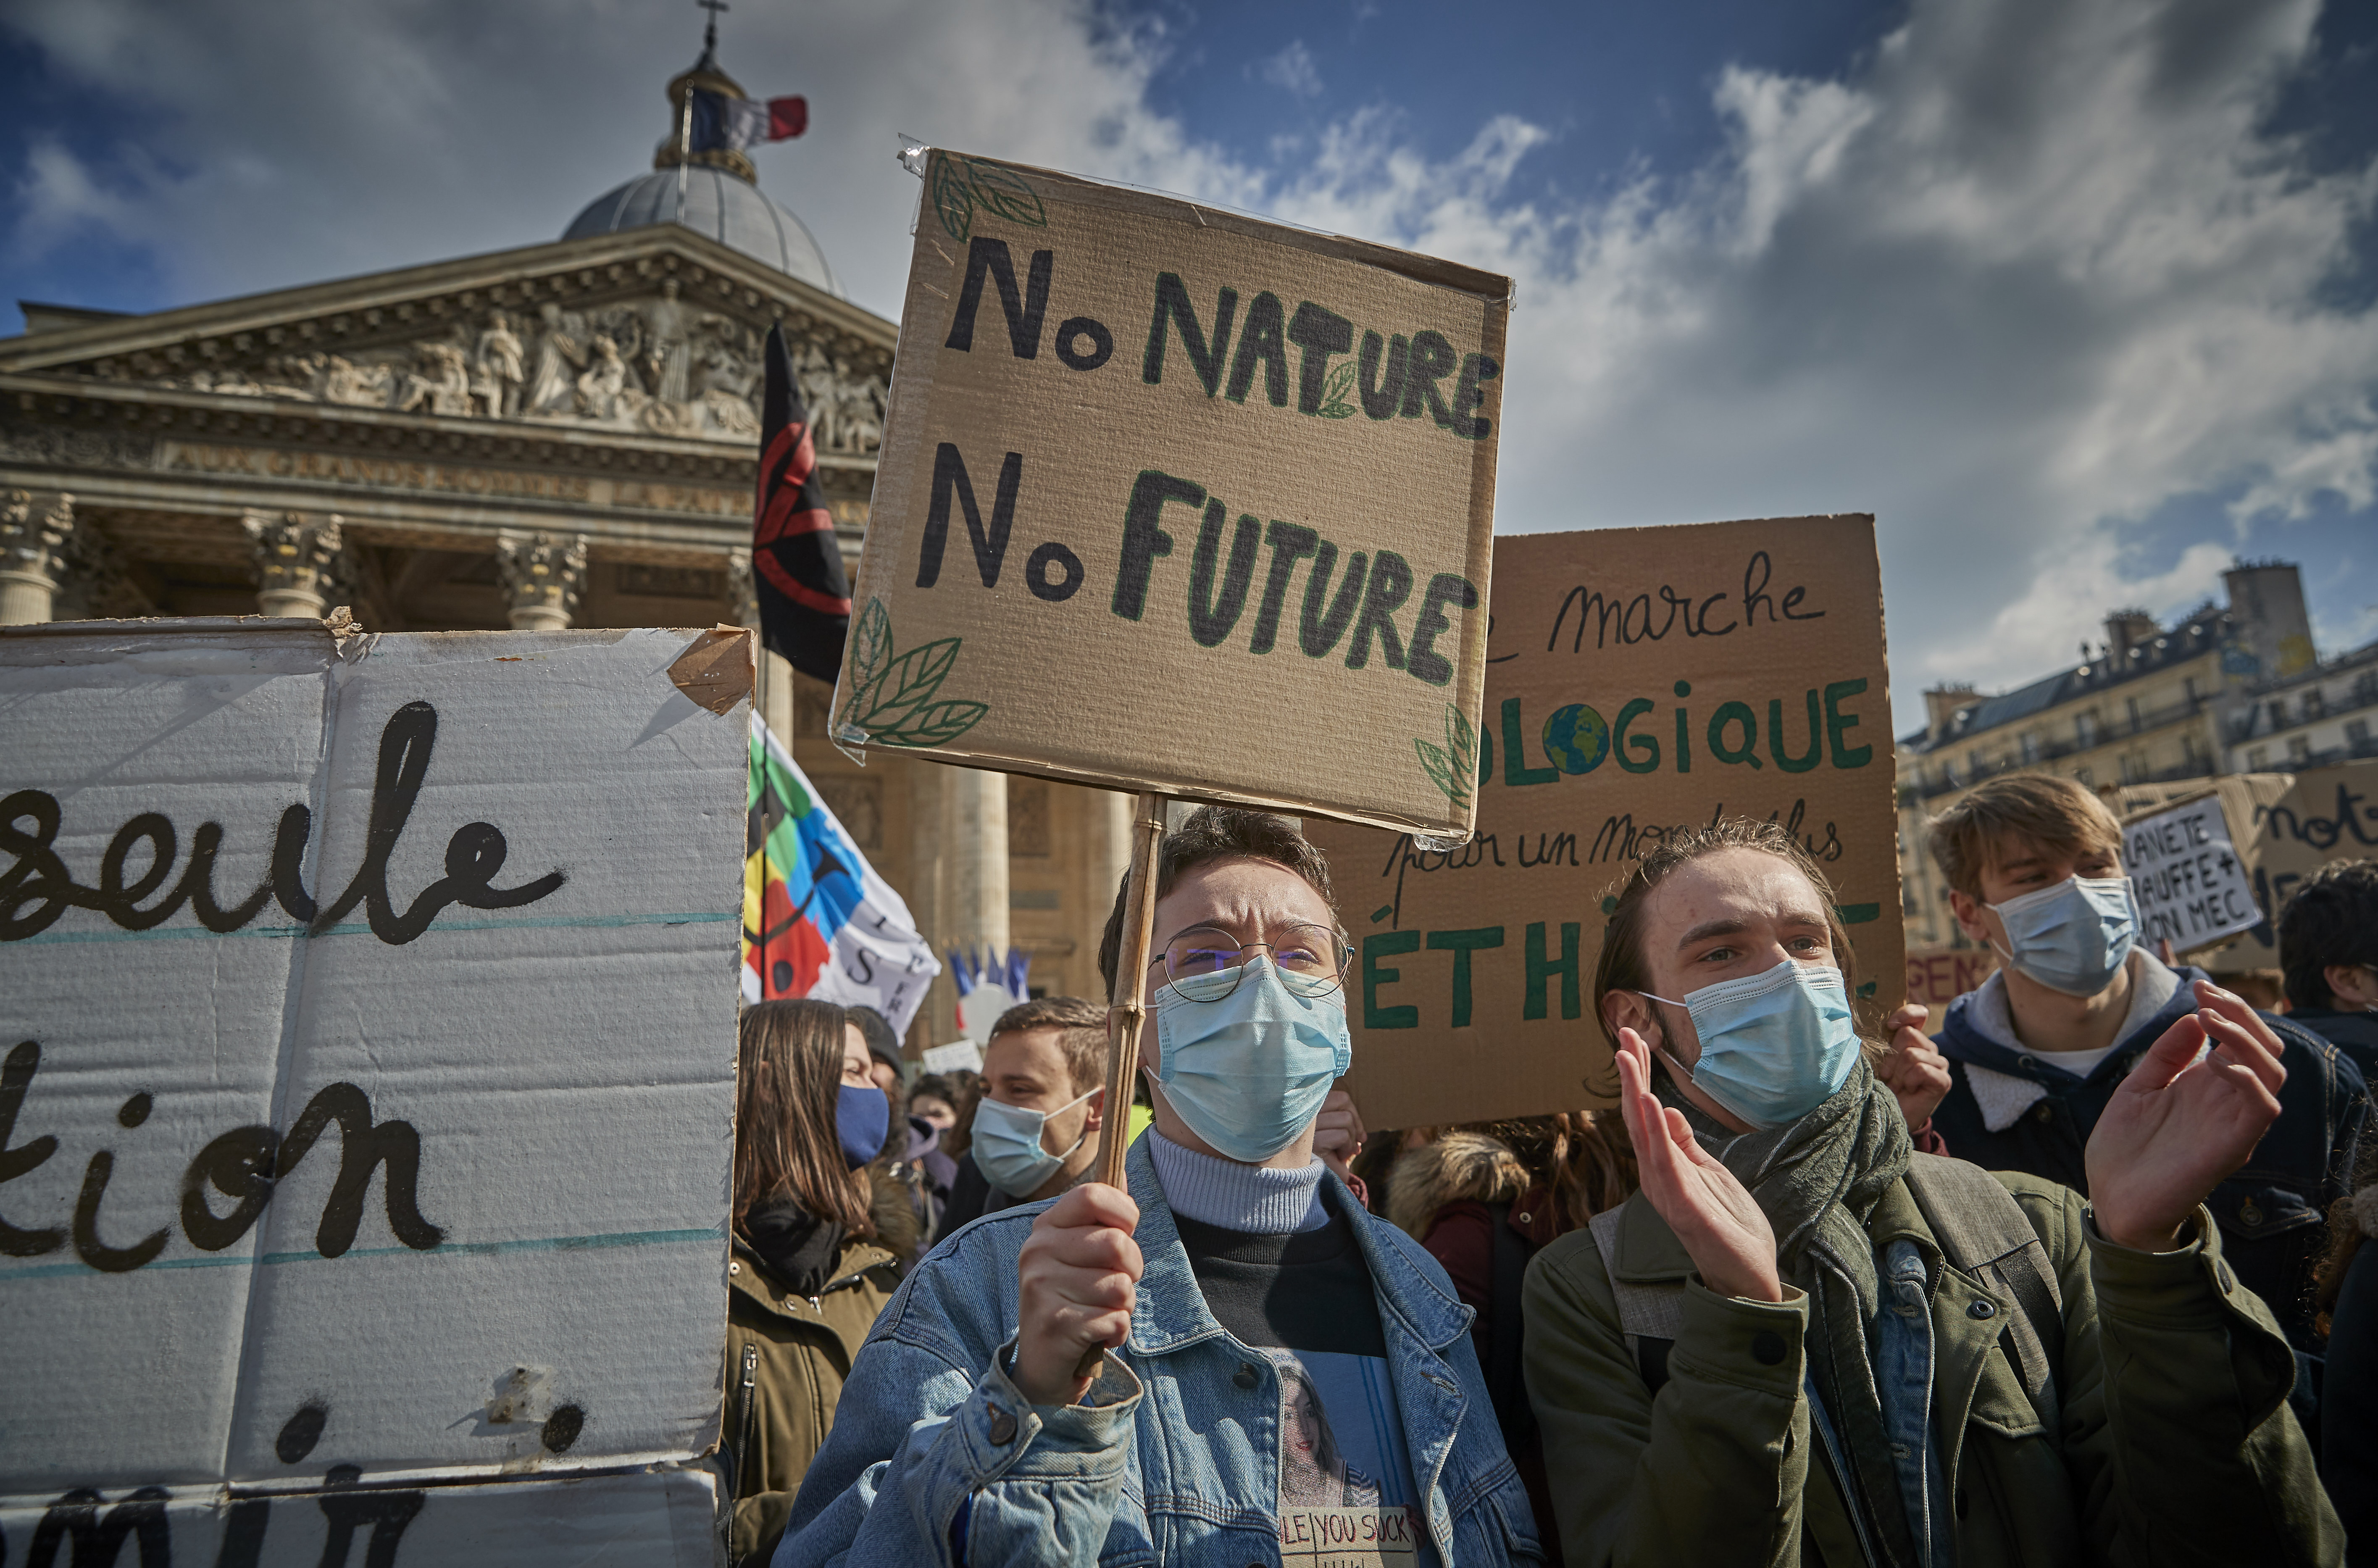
[2112,760,2378,971]
[1306,516,1900,1130]
[840,148,1510,837]
[2122,792,2262,954]
[0,621,744,1501]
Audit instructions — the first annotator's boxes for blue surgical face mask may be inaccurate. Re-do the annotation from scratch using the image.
[835,1082,890,1170]
[1153,956,1351,1164]
[1987,874,2136,996]
[971,1088,1095,1197]
[1643,958,1862,1131]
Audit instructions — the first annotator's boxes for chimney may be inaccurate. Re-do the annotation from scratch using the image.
[2222,559,2315,681]
[1923,684,1976,744]
[2103,609,2158,669]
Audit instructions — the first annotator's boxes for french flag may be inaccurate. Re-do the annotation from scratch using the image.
[692,89,808,153]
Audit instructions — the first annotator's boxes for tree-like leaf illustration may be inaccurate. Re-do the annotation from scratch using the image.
[965,160,1048,228]
[839,598,894,732]
[1316,360,1359,419]
[932,158,975,242]
[1416,703,1476,807]
[859,637,962,727]
[879,700,990,748]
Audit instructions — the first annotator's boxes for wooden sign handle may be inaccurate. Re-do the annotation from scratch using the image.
[1073,789,1165,1379]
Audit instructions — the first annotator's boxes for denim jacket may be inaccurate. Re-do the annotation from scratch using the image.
[1933,962,2366,1350]
[777,1134,1546,1567]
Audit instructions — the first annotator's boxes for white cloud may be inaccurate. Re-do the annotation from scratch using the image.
[5,0,2374,730]
[1256,40,1324,99]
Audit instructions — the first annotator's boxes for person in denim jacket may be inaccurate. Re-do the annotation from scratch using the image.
[777,807,1544,1567]
[1925,774,2366,1352]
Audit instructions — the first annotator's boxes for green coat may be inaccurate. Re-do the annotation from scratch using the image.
[723,1230,904,1566]
[1521,1166,2341,1568]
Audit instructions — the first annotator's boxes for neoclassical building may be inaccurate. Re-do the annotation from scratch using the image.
[0,38,1132,1044]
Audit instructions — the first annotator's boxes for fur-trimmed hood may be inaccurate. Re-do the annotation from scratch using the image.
[1386,1131,1532,1240]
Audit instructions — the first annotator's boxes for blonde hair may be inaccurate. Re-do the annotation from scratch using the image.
[1927,773,2122,900]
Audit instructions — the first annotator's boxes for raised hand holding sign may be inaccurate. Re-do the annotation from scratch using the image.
[2084,979,2289,1252]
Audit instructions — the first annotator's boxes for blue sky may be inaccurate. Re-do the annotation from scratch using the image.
[3,0,2375,732]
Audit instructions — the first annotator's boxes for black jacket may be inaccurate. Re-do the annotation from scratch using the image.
[1933,963,2366,1350]
[2325,1209,2378,1565]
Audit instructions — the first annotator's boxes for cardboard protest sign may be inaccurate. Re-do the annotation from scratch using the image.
[2114,761,2378,972]
[839,148,1509,837]
[2121,792,2262,954]
[1903,945,1999,1009]
[0,1468,720,1568]
[0,620,746,1508]
[1306,517,1899,1130]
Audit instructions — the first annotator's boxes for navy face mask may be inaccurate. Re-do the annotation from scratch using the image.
[835,1082,889,1169]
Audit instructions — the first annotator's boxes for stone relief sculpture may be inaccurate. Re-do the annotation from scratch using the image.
[126,290,888,452]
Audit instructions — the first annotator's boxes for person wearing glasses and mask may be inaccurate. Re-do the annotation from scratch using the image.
[777,806,1543,1568]
[1521,818,2337,1568]
[1926,774,2365,1355]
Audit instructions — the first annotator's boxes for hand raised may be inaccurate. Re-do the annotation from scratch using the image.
[2085,981,2286,1252]
[1615,1028,1784,1302]
[1314,1088,1366,1183]
[1013,1183,1142,1407]
[1877,1003,1952,1131]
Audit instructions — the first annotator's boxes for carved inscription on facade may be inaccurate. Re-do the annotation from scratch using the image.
[155,441,765,519]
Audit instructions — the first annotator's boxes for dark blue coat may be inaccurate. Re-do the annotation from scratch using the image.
[1933,966,2366,1352]
[2324,1224,2378,1565]
[2290,1007,2378,1087]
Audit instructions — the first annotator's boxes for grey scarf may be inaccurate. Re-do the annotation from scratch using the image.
[1662,1056,1915,1568]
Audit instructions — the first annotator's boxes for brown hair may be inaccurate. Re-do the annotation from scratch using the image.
[1467,1112,1639,1233]
[1097,805,1341,994]
[989,994,1110,1093]
[734,999,873,1236]
[2316,1139,2378,1336]
[1591,817,1879,1060]
[1926,773,2123,901]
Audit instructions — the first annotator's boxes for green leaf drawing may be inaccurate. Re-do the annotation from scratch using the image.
[932,158,975,242]
[878,700,990,748]
[1415,703,1477,807]
[836,601,990,749]
[965,160,1048,228]
[840,598,893,732]
[1316,360,1359,419]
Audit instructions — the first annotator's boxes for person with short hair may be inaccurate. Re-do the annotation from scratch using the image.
[932,996,1114,1241]
[1522,818,2337,1566]
[723,1000,913,1567]
[1925,773,2365,1350]
[2278,860,2378,1082]
[779,806,1541,1567]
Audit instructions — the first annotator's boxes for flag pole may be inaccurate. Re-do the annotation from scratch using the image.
[1073,789,1165,1376]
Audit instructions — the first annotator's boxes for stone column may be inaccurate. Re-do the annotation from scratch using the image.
[0,490,74,626]
[908,762,949,1038]
[944,766,1011,968]
[1080,787,1135,990]
[243,510,345,619]
[496,531,589,631]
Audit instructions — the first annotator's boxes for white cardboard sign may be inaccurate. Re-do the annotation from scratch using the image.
[2123,792,2262,954]
[0,621,744,1507]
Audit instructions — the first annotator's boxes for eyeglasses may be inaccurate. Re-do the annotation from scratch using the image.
[1150,922,1352,1001]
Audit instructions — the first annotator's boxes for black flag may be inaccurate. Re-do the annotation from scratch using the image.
[751,324,852,682]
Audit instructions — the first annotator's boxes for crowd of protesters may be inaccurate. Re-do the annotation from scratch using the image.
[716,785,2378,1567]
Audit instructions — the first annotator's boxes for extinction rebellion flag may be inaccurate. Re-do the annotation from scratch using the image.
[751,322,852,684]
[744,713,939,1034]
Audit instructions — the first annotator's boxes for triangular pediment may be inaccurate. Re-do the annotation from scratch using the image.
[0,227,894,452]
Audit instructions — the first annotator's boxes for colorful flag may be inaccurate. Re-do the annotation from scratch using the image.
[692,89,809,153]
[743,714,939,1033]
[751,322,852,684]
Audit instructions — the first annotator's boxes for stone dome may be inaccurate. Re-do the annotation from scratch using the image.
[564,167,842,297]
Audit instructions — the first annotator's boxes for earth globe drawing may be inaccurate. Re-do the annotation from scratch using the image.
[1542,703,1610,773]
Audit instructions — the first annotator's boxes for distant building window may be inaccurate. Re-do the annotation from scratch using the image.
[2248,746,2270,770]
[2076,711,2098,746]
[2304,689,2325,720]
[2289,735,2312,763]
[1967,750,1983,779]
[2126,697,2143,731]
[2121,752,2147,784]
[2074,766,2093,787]
[2270,700,2288,730]
[2347,718,2371,748]
[2184,676,2199,703]
[2021,732,2041,764]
